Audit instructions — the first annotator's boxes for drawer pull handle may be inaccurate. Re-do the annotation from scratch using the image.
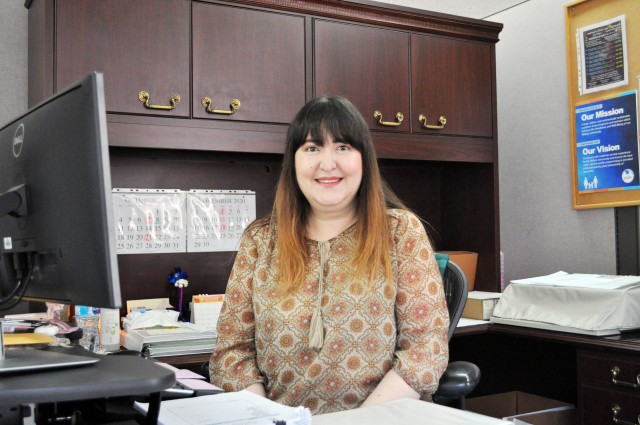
[611,366,640,390]
[138,91,181,110]
[611,404,640,425]
[373,110,404,127]
[418,114,447,129]
[201,97,241,115]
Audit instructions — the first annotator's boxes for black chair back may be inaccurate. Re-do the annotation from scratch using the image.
[442,260,469,340]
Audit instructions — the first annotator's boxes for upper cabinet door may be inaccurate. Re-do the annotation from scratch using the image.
[56,0,190,117]
[411,34,494,138]
[314,20,410,132]
[192,3,306,124]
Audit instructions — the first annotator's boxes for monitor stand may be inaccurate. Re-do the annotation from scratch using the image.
[0,323,99,375]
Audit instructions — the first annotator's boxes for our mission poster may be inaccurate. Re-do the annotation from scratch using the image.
[575,90,639,193]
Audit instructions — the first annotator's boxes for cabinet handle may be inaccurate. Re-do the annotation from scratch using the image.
[201,97,241,115]
[373,110,404,127]
[611,404,640,425]
[611,366,640,390]
[418,114,447,129]
[138,91,181,110]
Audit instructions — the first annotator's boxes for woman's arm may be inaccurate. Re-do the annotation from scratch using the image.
[360,369,419,408]
[245,383,267,397]
[209,226,266,392]
[387,211,450,399]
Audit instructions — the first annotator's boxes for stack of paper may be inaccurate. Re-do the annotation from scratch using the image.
[121,322,217,357]
[134,390,312,425]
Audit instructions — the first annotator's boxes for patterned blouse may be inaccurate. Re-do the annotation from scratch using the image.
[209,209,449,414]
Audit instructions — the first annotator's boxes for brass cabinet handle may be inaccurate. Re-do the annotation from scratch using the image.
[611,366,640,389]
[611,404,640,425]
[418,114,447,129]
[201,97,241,115]
[373,110,404,127]
[138,91,181,110]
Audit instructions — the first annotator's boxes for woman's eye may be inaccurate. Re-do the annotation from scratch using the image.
[337,145,350,151]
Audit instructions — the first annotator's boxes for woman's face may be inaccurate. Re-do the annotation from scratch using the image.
[295,132,363,217]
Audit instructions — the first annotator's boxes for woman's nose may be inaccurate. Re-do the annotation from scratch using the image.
[320,149,336,170]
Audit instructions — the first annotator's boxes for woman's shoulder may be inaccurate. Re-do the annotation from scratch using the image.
[243,216,274,241]
[386,208,428,235]
[387,208,421,224]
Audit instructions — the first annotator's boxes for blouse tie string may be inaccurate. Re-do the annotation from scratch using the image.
[309,240,330,350]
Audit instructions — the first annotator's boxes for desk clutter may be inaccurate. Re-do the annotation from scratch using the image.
[121,305,217,357]
[490,271,640,335]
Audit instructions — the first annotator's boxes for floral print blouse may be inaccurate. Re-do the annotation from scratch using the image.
[209,209,449,414]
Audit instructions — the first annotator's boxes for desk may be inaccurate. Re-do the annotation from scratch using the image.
[154,322,640,425]
[450,323,640,425]
[0,346,175,424]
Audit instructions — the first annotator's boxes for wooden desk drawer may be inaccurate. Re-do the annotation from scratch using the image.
[580,384,640,425]
[578,348,640,389]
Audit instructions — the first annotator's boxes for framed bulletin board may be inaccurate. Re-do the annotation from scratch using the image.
[566,0,640,209]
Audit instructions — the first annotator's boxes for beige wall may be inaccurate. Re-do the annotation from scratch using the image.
[0,1,28,127]
[493,0,616,284]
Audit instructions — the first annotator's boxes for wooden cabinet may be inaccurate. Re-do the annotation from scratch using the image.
[28,0,503,307]
[411,34,494,138]
[579,348,640,425]
[314,19,410,132]
[55,0,190,117]
[51,1,306,124]
[192,3,306,124]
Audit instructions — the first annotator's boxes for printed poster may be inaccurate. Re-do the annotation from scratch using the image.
[578,15,628,95]
[575,91,639,193]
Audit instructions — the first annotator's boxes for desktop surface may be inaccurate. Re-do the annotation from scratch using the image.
[0,345,175,405]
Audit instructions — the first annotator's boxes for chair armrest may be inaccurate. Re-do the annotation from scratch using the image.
[434,361,481,398]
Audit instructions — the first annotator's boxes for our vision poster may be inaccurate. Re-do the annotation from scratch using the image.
[575,90,639,193]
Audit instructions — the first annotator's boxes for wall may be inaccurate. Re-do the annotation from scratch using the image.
[0,1,28,126]
[492,0,616,284]
[0,1,618,292]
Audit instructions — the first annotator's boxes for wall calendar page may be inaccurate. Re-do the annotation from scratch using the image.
[112,189,187,254]
[187,190,256,252]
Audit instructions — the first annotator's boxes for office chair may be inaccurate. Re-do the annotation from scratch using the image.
[433,260,481,409]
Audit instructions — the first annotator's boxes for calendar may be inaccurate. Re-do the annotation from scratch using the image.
[186,190,256,252]
[112,189,187,254]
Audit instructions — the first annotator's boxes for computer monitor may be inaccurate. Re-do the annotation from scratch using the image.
[0,71,120,312]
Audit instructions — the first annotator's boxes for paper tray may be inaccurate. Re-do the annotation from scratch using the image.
[492,283,640,334]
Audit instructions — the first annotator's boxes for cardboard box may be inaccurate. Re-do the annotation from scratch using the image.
[462,291,502,320]
[439,251,478,290]
[466,391,577,425]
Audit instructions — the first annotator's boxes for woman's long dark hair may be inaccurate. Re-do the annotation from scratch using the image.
[272,96,406,291]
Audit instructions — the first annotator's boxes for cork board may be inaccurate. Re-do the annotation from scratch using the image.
[566,0,640,209]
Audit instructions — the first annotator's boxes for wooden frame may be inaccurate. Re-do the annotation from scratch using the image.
[566,0,640,209]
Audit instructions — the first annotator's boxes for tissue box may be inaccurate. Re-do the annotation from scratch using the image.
[463,291,502,320]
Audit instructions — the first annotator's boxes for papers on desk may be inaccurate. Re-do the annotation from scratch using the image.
[134,390,311,425]
[313,398,510,425]
[511,271,640,290]
[121,323,216,357]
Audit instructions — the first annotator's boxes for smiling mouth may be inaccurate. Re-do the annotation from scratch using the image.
[317,178,342,184]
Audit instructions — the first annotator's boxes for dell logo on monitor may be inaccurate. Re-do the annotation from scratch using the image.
[13,123,24,158]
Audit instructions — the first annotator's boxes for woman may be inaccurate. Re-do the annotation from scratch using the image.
[209,96,449,414]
